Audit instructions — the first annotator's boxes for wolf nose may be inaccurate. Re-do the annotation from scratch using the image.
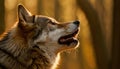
[73,20,80,26]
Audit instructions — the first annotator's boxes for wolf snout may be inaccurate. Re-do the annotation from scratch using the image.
[73,20,80,26]
[73,21,80,26]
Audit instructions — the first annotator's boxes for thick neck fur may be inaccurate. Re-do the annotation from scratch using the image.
[0,28,58,69]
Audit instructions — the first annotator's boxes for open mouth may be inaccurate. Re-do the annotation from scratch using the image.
[58,29,79,46]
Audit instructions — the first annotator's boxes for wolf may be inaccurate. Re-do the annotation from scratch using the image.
[0,5,80,69]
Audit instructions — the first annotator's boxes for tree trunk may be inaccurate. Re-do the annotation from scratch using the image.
[111,0,120,69]
[37,0,54,17]
[76,0,108,69]
[0,0,5,34]
[54,0,76,22]
[37,0,44,15]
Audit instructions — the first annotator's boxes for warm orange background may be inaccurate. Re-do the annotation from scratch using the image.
[0,0,118,69]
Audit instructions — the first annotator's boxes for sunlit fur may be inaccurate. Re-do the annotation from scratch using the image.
[0,5,80,69]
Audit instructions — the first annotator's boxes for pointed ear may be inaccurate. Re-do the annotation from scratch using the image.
[18,5,31,22]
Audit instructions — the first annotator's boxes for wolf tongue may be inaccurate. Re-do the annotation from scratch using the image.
[60,37,73,43]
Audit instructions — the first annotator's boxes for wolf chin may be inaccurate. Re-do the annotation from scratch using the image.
[0,5,80,69]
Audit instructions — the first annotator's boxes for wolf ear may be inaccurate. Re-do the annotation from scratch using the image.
[18,5,31,22]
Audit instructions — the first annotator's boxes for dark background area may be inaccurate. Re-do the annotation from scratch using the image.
[0,0,119,69]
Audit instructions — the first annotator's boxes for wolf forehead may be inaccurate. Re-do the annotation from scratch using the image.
[34,15,57,24]
[25,15,57,29]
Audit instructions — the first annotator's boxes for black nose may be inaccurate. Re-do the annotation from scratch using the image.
[73,20,80,26]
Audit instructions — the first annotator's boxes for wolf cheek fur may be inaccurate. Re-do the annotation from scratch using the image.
[0,5,80,69]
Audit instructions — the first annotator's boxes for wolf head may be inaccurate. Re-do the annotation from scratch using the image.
[17,5,80,55]
[0,5,80,69]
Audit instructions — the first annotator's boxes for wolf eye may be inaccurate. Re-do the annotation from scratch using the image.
[50,22,56,25]
[47,22,56,31]
[47,20,56,25]
[47,20,52,23]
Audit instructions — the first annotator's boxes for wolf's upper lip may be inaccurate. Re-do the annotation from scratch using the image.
[58,29,79,45]
[61,29,78,39]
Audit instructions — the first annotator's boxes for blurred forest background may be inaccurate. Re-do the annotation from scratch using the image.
[0,0,120,69]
